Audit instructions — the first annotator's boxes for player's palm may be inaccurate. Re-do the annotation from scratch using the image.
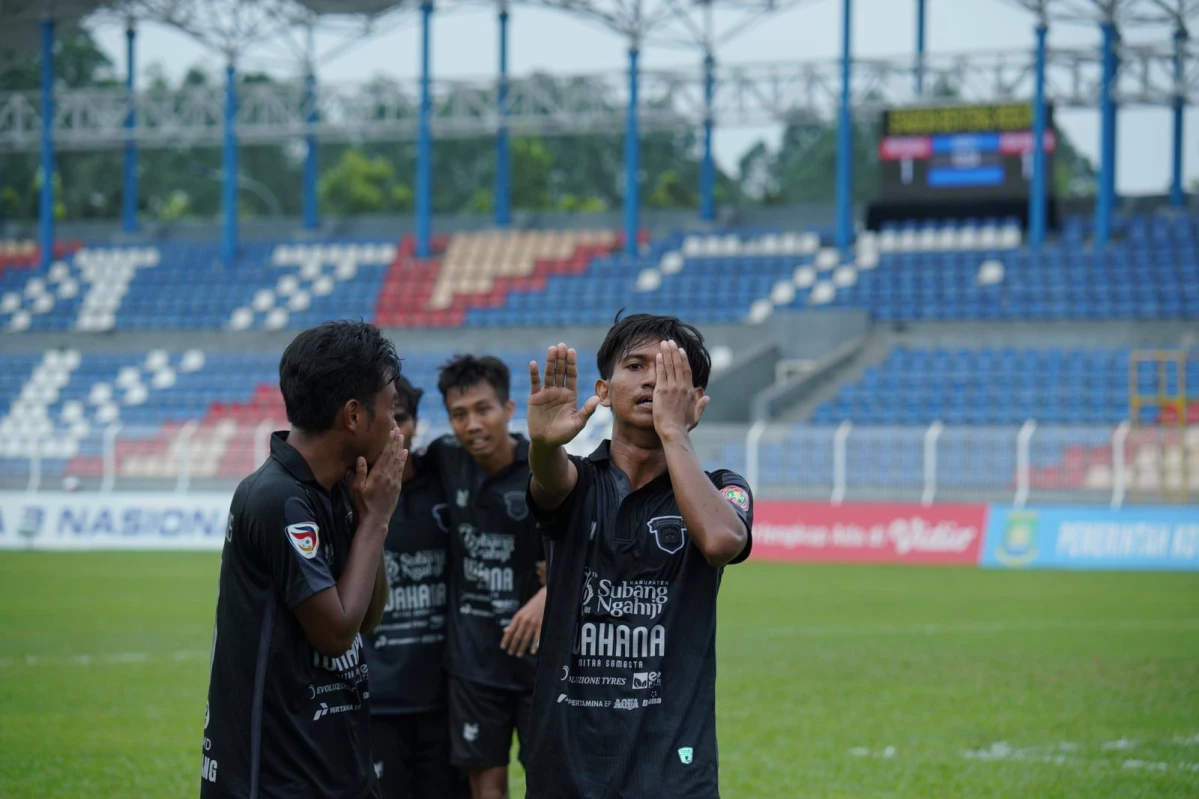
[529,344,600,448]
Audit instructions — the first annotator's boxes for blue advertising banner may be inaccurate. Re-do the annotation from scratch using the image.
[982,505,1199,571]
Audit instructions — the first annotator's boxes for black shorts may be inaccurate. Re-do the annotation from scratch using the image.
[371,710,469,799]
[448,677,533,770]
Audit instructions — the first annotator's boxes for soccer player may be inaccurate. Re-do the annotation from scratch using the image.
[201,321,406,799]
[364,374,467,797]
[423,355,547,799]
[523,314,753,799]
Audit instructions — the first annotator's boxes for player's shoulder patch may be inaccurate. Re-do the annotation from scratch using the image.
[286,521,320,559]
[720,484,750,512]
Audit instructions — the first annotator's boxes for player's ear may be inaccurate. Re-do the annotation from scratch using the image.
[342,398,364,433]
[504,398,516,418]
[596,379,611,408]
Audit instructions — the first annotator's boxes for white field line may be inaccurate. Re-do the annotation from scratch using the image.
[849,739,1199,773]
[0,649,207,668]
[750,618,1199,640]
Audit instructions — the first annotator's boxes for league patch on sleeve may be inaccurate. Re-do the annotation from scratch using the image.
[286,522,321,559]
[721,485,750,512]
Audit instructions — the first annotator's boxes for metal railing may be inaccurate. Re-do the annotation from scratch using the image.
[1,421,1194,505]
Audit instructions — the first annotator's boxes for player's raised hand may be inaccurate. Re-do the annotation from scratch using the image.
[528,343,601,448]
[350,428,408,529]
[652,340,710,439]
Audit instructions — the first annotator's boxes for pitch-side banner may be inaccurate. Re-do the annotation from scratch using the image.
[0,491,233,550]
[752,501,988,564]
[982,505,1199,571]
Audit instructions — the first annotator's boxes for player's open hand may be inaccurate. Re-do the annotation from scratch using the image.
[528,344,601,449]
[652,340,709,439]
[501,587,546,657]
[350,429,408,530]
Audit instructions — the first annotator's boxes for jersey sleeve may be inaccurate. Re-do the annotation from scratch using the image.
[527,455,593,542]
[250,491,337,609]
[710,470,754,565]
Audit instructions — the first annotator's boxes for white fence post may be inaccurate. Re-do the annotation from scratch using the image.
[100,423,122,493]
[1014,419,1037,508]
[1111,421,1131,509]
[831,421,852,506]
[175,421,199,494]
[921,421,944,507]
[253,420,275,468]
[27,433,42,494]
[745,420,767,498]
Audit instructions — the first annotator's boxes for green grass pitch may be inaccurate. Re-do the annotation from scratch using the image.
[1,553,1197,798]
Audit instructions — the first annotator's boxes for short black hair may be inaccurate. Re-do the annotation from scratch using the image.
[438,354,511,404]
[597,311,712,389]
[394,374,424,419]
[279,321,400,433]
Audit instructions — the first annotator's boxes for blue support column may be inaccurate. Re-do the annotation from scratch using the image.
[417,0,433,258]
[624,45,640,256]
[303,68,319,230]
[915,0,926,97]
[1095,20,1118,245]
[1171,27,1187,208]
[222,62,238,264]
[700,52,716,222]
[1029,20,1048,248]
[39,18,55,269]
[122,24,138,234]
[495,5,511,227]
[834,0,854,252]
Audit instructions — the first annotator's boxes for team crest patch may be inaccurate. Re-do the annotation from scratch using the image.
[647,516,687,555]
[286,522,320,559]
[678,747,694,765]
[721,485,750,511]
[504,491,529,521]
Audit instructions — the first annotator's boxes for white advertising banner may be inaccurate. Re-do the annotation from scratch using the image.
[0,491,233,550]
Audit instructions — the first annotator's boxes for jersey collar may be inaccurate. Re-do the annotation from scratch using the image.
[270,431,321,486]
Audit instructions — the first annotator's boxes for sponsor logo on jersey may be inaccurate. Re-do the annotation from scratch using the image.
[647,515,687,555]
[463,723,479,742]
[286,522,320,559]
[431,503,450,533]
[399,549,447,581]
[721,485,750,511]
[573,622,666,659]
[613,698,640,711]
[631,671,662,690]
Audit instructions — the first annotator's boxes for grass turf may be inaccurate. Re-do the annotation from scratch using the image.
[0,554,1196,798]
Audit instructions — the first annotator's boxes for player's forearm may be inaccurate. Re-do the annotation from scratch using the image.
[361,556,389,634]
[324,520,388,650]
[660,427,748,568]
[529,440,577,510]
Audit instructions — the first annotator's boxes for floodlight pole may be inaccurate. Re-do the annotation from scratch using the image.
[417,0,433,258]
[39,18,55,269]
[699,0,716,222]
[123,22,139,234]
[1095,16,1118,245]
[303,24,319,231]
[222,60,239,264]
[834,0,853,252]
[624,39,641,255]
[1171,25,1187,208]
[496,1,511,227]
[915,0,926,97]
[1029,15,1048,248]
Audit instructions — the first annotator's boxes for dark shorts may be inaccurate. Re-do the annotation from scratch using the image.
[448,677,533,770]
[370,710,469,799]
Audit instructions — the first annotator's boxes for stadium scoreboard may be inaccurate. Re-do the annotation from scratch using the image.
[878,102,1056,204]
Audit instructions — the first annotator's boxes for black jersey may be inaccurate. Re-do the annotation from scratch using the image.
[424,435,544,692]
[524,441,753,799]
[364,454,451,714]
[201,432,376,799]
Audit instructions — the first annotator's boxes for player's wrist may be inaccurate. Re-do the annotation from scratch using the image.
[353,516,389,541]
[656,423,690,445]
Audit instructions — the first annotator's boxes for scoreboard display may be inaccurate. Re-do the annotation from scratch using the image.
[878,102,1056,203]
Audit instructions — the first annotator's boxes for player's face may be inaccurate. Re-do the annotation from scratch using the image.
[600,339,662,430]
[362,379,399,466]
[445,381,514,463]
[392,402,418,447]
